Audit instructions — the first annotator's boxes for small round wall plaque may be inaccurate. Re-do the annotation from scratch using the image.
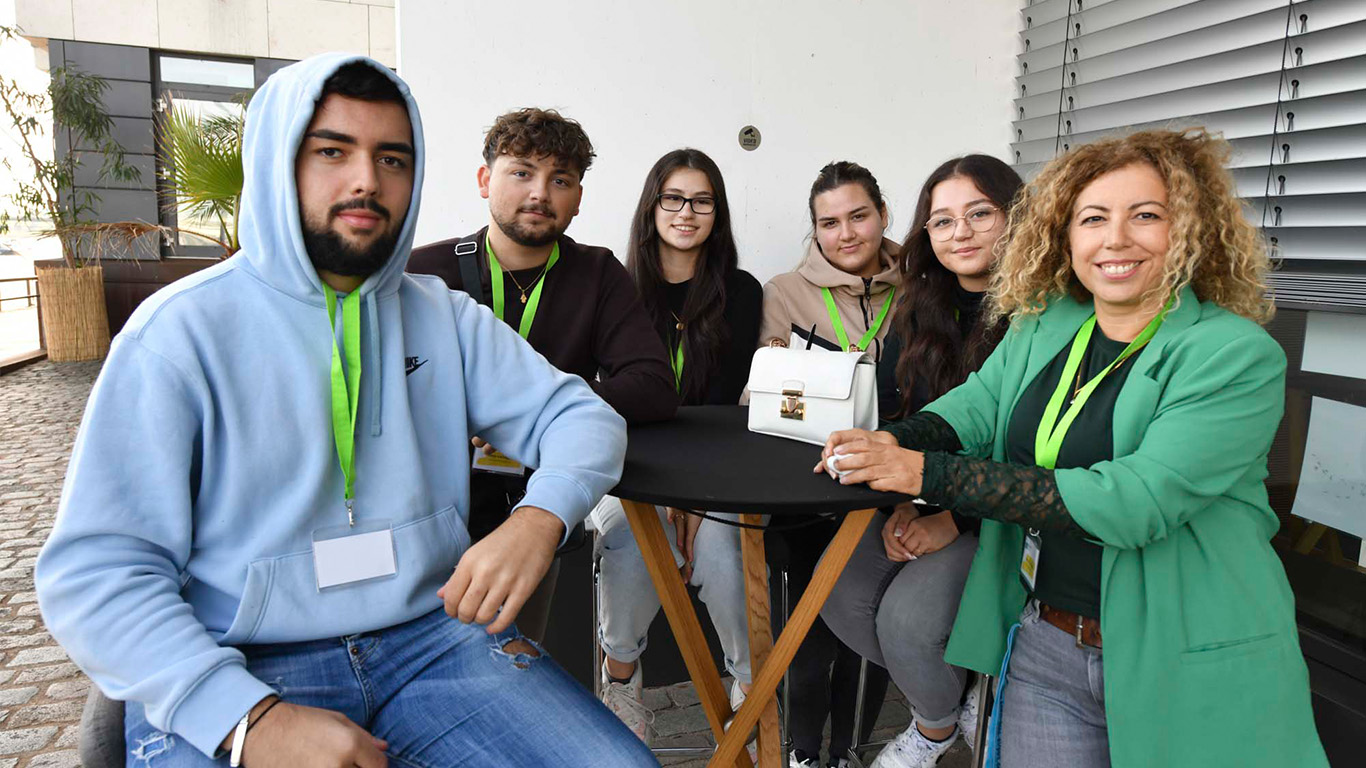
[738,125,761,151]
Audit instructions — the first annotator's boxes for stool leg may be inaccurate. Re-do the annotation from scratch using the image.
[972,675,993,768]
[591,542,603,700]
[847,657,869,766]
[781,568,791,768]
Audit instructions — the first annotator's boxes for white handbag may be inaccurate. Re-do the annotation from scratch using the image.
[746,346,878,446]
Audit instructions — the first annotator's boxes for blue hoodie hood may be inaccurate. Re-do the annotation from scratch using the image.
[239,52,425,303]
[237,53,426,436]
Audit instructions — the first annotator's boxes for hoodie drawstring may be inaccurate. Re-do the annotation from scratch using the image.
[367,291,383,437]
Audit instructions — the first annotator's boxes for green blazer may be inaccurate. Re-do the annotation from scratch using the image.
[923,287,1327,767]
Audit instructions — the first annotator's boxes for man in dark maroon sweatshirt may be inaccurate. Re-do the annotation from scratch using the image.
[408,107,678,643]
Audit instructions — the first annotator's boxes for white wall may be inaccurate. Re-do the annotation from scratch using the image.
[399,0,1019,283]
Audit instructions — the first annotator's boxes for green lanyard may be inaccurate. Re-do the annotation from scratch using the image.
[1034,306,1169,470]
[324,285,362,526]
[487,235,560,340]
[821,286,895,352]
[670,336,685,392]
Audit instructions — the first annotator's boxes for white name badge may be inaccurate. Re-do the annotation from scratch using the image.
[312,520,398,590]
[472,449,524,476]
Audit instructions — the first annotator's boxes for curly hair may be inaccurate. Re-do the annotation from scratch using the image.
[990,128,1273,324]
[482,108,596,177]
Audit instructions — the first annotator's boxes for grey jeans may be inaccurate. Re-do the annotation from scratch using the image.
[998,601,1109,767]
[820,516,976,730]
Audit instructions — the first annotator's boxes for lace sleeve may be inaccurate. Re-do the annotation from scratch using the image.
[881,413,962,454]
[919,451,1088,537]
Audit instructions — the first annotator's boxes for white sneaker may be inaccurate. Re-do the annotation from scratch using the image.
[599,659,654,744]
[789,749,820,767]
[724,679,758,761]
[869,723,957,768]
[959,680,981,752]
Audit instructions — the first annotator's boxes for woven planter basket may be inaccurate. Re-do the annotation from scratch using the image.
[36,264,111,362]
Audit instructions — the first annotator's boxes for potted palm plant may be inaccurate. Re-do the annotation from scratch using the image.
[0,25,141,361]
[157,94,245,258]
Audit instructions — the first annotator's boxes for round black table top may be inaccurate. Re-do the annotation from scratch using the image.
[611,405,911,516]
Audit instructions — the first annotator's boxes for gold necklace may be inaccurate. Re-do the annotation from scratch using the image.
[505,264,549,304]
[670,310,684,331]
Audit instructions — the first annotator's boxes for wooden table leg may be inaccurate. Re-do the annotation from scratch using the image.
[620,499,753,768]
[713,508,876,768]
[740,513,780,767]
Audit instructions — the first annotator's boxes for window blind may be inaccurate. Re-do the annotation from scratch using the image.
[1013,0,1366,311]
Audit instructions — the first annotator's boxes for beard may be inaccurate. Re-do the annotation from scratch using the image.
[303,198,402,278]
[491,203,565,248]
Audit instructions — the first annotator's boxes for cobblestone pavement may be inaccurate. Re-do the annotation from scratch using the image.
[0,360,971,768]
[0,360,102,768]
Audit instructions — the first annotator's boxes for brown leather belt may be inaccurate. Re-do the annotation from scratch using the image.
[1038,602,1102,649]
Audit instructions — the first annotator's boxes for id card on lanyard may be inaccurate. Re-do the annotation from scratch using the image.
[1020,302,1169,586]
[312,285,398,591]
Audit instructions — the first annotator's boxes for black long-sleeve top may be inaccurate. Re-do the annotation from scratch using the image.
[658,269,763,406]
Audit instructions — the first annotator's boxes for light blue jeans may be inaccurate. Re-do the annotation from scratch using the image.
[593,496,752,684]
[123,608,657,767]
[999,601,1109,768]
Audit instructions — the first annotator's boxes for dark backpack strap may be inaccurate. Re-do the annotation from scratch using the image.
[454,235,490,306]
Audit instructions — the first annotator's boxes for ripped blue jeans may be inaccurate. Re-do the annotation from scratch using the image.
[125,607,657,767]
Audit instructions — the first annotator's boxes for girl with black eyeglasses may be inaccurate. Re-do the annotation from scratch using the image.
[592,148,763,745]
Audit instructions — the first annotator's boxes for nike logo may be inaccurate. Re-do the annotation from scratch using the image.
[405,356,427,376]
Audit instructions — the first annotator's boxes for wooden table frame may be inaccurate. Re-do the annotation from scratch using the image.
[620,499,877,768]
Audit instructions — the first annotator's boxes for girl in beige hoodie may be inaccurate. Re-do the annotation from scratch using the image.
[760,162,901,363]
[761,161,900,768]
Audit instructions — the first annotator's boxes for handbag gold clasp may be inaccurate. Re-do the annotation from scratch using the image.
[780,388,805,420]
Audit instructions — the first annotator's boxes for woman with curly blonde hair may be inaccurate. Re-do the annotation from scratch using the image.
[816,129,1327,767]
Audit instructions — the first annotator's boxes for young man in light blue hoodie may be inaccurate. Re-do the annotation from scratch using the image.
[35,55,657,768]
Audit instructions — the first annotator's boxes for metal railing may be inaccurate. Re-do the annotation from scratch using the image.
[0,276,38,308]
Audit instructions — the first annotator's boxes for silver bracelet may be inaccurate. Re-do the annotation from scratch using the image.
[228,710,251,767]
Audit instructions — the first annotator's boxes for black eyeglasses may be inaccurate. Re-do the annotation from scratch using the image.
[657,194,716,215]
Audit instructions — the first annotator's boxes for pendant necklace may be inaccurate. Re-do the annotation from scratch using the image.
[506,266,549,304]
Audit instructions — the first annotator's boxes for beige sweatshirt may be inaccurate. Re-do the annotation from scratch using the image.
[759,237,901,362]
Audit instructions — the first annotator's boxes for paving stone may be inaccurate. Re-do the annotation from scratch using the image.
[0,633,51,651]
[0,757,17,768]
[6,699,84,728]
[665,681,700,708]
[642,686,671,711]
[13,663,81,684]
[0,689,36,708]
[45,681,89,700]
[6,647,66,666]
[54,724,79,748]
[27,750,80,768]
[0,725,58,754]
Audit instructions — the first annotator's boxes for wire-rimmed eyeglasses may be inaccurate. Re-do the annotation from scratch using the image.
[657,194,716,215]
[924,205,1001,242]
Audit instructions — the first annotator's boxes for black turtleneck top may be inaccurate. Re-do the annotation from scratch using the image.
[876,283,987,419]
